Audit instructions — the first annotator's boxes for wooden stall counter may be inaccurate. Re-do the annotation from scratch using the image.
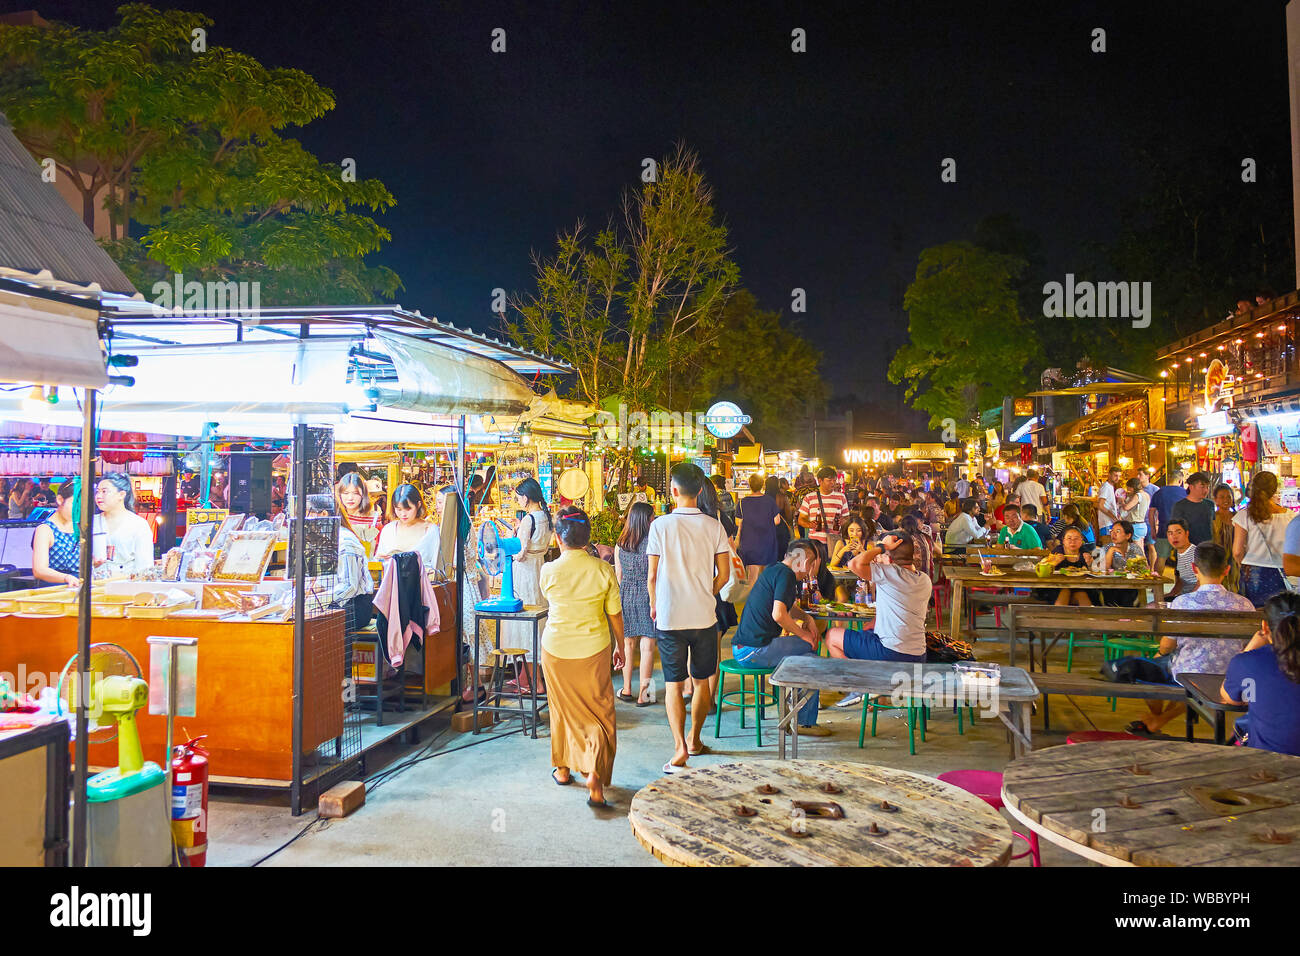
[0,612,344,783]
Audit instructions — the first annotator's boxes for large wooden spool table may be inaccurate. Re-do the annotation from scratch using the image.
[1002,740,1300,866]
[628,759,1014,866]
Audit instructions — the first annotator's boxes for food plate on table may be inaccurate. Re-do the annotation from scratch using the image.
[817,601,875,616]
[978,568,1006,577]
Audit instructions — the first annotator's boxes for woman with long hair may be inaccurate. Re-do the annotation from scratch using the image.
[766,474,793,556]
[1051,502,1096,552]
[306,494,374,629]
[503,477,553,689]
[92,472,155,574]
[1212,483,1240,593]
[990,480,1007,523]
[614,502,656,706]
[736,472,781,584]
[32,480,80,586]
[539,507,625,806]
[1233,470,1295,608]
[7,477,32,519]
[336,471,382,552]
[1222,592,1300,755]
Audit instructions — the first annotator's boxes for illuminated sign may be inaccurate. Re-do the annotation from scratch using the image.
[1196,410,1234,438]
[700,401,751,439]
[843,448,897,465]
[898,443,959,461]
[1013,398,1035,417]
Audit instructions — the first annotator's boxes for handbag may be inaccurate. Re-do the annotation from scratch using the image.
[719,542,752,604]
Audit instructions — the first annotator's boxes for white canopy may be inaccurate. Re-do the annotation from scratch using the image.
[0,285,108,389]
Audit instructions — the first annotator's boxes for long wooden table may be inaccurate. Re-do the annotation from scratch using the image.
[628,759,1014,866]
[769,656,1039,758]
[1002,740,1300,866]
[944,565,1167,639]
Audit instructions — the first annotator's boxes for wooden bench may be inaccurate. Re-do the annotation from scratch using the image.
[1004,604,1259,672]
[1033,671,1187,731]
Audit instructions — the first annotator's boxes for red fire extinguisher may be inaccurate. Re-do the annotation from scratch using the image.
[171,735,210,867]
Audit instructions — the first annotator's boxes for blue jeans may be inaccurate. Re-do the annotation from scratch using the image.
[732,637,820,726]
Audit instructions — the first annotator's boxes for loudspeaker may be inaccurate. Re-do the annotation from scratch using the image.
[229,453,273,516]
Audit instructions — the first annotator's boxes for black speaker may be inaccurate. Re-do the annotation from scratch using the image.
[229,453,273,517]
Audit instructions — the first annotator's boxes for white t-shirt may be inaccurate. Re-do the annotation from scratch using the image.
[1232,508,1296,568]
[954,479,971,498]
[92,511,155,574]
[1120,489,1150,525]
[1015,480,1047,511]
[1098,481,1119,525]
[645,507,731,631]
[871,562,932,656]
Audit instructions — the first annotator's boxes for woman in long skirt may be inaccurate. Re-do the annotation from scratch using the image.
[539,506,625,807]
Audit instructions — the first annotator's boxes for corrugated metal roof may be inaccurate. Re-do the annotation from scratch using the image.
[0,111,136,294]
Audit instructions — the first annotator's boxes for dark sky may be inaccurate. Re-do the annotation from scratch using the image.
[20,0,1297,431]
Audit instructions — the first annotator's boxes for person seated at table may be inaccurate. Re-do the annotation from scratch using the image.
[1153,518,1198,600]
[944,498,988,552]
[1094,518,1148,607]
[898,513,938,582]
[865,496,895,533]
[1050,502,1095,552]
[1041,527,1096,606]
[1021,503,1051,548]
[1117,542,1253,736]
[1221,591,1300,756]
[827,533,930,667]
[943,489,961,521]
[996,503,1042,550]
[730,539,832,736]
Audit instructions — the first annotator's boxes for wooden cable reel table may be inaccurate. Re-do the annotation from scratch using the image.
[1002,740,1300,866]
[629,759,1014,866]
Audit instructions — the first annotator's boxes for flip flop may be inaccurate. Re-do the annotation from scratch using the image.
[551,768,573,786]
[687,743,712,757]
[587,797,611,808]
[662,761,687,775]
[636,696,655,707]
[616,690,636,703]
[1124,721,1153,736]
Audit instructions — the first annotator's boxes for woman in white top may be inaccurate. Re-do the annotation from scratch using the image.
[307,495,374,629]
[374,483,438,569]
[503,478,553,686]
[1233,470,1296,608]
[92,473,155,575]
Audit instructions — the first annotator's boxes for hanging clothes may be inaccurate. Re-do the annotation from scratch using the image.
[373,551,440,668]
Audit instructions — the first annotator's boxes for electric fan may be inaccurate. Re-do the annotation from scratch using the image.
[57,643,163,794]
[57,642,172,866]
[476,519,524,612]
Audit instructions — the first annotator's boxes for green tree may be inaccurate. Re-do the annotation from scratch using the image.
[507,144,741,410]
[0,3,399,303]
[888,241,1036,436]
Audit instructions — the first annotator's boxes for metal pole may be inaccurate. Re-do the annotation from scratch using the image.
[290,424,307,814]
[455,416,466,701]
[72,387,96,867]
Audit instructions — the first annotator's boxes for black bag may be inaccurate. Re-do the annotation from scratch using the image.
[1101,657,1170,684]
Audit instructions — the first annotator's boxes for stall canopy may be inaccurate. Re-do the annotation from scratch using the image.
[1054,398,1147,447]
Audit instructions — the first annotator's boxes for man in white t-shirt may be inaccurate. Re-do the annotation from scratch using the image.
[1096,465,1122,543]
[954,475,971,499]
[1014,468,1048,513]
[647,464,731,774]
[827,534,932,662]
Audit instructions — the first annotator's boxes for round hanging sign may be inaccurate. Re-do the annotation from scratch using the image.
[701,401,751,439]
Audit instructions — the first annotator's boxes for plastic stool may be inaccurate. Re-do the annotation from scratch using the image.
[937,769,1040,866]
[1066,730,1145,744]
[713,659,777,746]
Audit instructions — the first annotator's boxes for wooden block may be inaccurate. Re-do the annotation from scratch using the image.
[318,780,366,819]
[451,709,495,733]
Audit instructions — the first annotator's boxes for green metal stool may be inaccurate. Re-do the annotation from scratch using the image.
[1065,631,1107,672]
[859,696,928,755]
[713,659,778,746]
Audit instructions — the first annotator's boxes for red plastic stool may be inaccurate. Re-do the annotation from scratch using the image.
[1066,731,1145,744]
[937,769,1040,866]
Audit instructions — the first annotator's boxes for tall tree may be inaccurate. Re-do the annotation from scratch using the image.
[507,144,741,410]
[888,241,1036,436]
[0,3,399,303]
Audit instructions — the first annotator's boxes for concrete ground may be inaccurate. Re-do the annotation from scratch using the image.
[207,627,1213,867]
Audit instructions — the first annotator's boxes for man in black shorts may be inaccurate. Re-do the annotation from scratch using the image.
[647,464,732,774]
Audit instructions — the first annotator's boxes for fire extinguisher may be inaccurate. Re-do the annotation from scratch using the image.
[171,735,209,867]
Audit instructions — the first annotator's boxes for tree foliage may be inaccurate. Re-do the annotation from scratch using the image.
[506,144,822,435]
[0,3,399,303]
[888,241,1036,436]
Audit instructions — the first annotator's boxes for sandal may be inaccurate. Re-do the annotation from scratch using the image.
[616,690,636,703]
[688,743,712,757]
[1124,720,1153,736]
[551,768,572,786]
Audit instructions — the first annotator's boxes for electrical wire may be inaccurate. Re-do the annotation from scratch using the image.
[248,723,524,865]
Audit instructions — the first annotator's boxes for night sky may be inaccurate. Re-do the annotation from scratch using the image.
[18,0,1297,431]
